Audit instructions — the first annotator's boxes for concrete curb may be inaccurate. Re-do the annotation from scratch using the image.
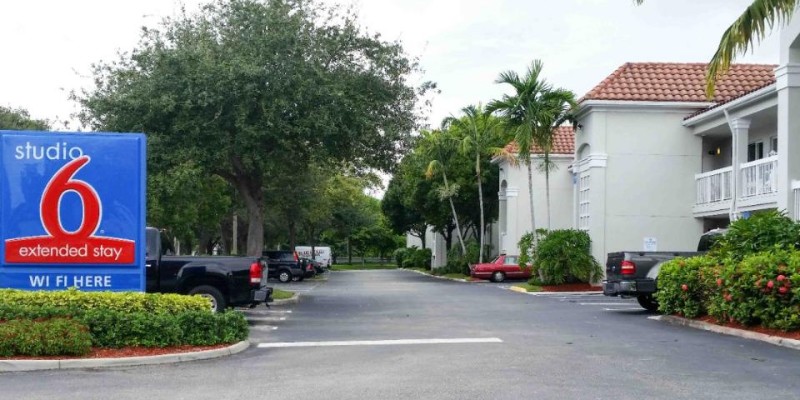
[649,315,800,351]
[270,294,300,305]
[402,268,477,283]
[0,340,250,373]
[506,285,603,296]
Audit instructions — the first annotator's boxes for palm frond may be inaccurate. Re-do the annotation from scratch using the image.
[705,0,798,97]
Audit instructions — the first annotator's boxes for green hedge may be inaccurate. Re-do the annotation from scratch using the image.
[0,289,249,354]
[657,250,800,330]
[0,288,211,314]
[0,318,92,357]
[526,229,602,285]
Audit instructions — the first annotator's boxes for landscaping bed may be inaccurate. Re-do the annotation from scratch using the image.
[0,343,230,360]
[695,315,800,341]
[540,283,601,292]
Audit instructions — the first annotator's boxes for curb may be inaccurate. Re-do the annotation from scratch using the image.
[506,286,602,296]
[270,294,300,305]
[649,315,800,351]
[402,268,476,283]
[0,340,250,373]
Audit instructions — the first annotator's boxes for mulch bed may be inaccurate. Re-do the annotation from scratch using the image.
[0,344,230,360]
[694,315,800,341]
[540,283,601,292]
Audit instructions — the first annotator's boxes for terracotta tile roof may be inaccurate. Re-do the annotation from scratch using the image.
[504,126,574,155]
[581,62,776,103]
[685,80,776,120]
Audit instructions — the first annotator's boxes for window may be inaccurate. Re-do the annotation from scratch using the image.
[747,141,764,162]
[771,136,778,155]
[578,174,590,230]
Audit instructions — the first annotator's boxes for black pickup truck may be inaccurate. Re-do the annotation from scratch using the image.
[146,227,272,312]
[602,229,724,311]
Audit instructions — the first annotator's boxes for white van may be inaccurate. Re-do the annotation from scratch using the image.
[295,246,332,267]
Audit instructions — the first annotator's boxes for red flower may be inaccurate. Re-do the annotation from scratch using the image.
[724,294,732,302]
[777,275,786,282]
[716,278,723,287]
[778,287,789,295]
[681,284,688,292]
[767,280,775,289]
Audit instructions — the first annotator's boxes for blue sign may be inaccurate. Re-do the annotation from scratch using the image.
[0,131,146,291]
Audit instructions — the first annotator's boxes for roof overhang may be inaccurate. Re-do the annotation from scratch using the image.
[682,84,777,135]
[575,100,713,120]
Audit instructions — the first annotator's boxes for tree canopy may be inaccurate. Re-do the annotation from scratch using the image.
[0,106,49,131]
[78,0,430,255]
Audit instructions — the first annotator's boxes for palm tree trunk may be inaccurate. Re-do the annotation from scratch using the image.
[476,153,485,263]
[544,152,551,230]
[527,159,536,237]
[443,172,467,256]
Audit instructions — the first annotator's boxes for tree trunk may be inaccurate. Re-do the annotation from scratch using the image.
[237,181,264,257]
[347,236,352,264]
[526,158,536,239]
[443,171,467,256]
[544,152,551,230]
[476,153,485,263]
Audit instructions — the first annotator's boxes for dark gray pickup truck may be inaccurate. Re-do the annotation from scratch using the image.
[602,229,724,311]
[146,227,272,312]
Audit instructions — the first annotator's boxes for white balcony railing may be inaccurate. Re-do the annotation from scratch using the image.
[741,156,778,198]
[695,167,732,205]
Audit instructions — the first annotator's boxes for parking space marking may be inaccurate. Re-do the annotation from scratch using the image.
[602,307,646,311]
[579,302,633,306]
[250,325,279,331]
[257,337,503,349]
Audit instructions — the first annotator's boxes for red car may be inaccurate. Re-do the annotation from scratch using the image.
[470,254,532,282]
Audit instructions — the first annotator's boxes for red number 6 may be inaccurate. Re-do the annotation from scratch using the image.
[40,156,101,239]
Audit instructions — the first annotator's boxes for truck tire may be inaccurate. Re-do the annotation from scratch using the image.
[492,271,506,283]
[189,285,226,313]
[278,269,292,283]
[637,294,659,312]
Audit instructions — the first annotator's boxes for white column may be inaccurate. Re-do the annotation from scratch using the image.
[729,118,750,219]
[776,65,800,217]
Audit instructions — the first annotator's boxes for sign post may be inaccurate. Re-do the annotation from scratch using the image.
[0,131,146,291]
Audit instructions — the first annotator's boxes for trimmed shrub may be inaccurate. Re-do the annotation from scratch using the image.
[394,248,408,268]
[531,229,602,285]
[656,256,720,318]
[403,247,432,269]
[708,250,800,330]
[0,288,211,314]
[711,210,800,262]
[0,318,92,357]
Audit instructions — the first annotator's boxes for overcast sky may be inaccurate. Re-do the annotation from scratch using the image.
[0,0,781,130]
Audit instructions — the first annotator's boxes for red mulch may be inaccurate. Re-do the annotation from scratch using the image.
[0,344,230,360]
[694,315,800,341]
[540,283,602,292]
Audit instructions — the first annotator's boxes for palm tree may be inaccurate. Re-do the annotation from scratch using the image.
[488,60,576,231]
[445,104,505,263]
[420,127,468,257]
[635,0,798,97]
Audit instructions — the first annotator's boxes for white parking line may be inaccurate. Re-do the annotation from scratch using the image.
[603,308,646,311]
[257,338,503,349]
[579,302,633,306]
[250,325,279,331]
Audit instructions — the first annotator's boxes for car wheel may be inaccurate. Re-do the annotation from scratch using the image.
[491,271,505,283]
[278,270,292,283]
[188,285,226,313]
[637,294,659,312]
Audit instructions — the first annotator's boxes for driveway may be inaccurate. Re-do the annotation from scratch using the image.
[2,269,799,400]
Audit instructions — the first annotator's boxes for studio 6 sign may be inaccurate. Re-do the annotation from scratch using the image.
[0,131,146,291]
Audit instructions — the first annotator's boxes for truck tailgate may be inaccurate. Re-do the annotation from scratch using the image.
[605,252,626,281]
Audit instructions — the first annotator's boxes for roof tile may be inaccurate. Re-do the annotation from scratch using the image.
[504,126,574,155]
[581,62,776,103]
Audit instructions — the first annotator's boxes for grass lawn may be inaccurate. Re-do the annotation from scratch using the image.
[331,263,398,271]
[440,273,469,280]
[512,283,542,292]
[272,289,295,300]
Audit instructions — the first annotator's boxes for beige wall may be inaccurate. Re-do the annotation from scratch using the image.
[576,103,706,266]
[498,154,573,255]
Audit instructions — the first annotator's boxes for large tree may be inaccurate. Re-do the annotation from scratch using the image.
[488,60,575,231]
[635,0,798,96]
[0,106,49,130]
[446,104,504,263]
[78,0,428,256]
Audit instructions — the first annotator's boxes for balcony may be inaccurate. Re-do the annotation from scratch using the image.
[693,156,778,216]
